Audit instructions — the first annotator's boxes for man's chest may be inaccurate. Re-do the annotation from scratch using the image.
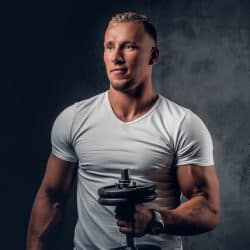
[72,121,175,175]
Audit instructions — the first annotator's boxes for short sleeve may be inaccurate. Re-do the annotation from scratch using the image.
[51,103,78,163]
[174,110,214,166]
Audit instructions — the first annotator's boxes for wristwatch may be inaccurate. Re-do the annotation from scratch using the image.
[147,209,164,235]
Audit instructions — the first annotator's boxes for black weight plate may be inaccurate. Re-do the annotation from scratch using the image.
[98,197,129,206]
[98,192,156,206]
[116,188,156,200]
[134,193,156,204]
[98,183,155,198]
[98,188,156,203]
[98,188,156,204]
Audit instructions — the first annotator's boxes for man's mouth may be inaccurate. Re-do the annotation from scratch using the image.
[110,68,127,74]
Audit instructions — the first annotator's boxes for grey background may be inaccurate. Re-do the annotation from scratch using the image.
[2,0,250,249]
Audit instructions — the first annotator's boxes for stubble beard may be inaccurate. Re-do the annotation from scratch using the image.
[110,78,136,93]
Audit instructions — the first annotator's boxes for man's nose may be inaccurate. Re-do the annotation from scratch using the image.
[111,48,125,64]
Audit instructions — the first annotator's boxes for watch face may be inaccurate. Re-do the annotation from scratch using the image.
[152,222,164,235]
[149,209,164,235]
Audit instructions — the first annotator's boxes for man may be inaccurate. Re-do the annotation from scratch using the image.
[27,12,220,250]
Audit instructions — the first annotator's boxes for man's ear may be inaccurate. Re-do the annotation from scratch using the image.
[149,47,160,65]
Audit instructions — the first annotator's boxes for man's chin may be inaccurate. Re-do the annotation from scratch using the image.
[110,80,133,92]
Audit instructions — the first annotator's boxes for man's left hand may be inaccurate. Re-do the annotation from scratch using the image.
[115,204,152,237]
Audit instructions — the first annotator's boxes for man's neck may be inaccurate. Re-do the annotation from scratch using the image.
[108,85,158,122]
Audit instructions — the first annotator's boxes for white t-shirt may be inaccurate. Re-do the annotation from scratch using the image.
[51,90,214,250]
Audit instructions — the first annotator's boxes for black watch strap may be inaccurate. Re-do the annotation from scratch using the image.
[148,209,164,235]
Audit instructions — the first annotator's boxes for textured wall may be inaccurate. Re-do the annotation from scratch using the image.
[2,0,250,249]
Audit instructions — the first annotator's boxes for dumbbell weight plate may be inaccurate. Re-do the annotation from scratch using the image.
[98,183,155,198]
[98,192,156,206]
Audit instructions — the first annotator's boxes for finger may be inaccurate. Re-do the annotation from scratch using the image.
[117,219,134,234]
[117,220,129,227]
[117,219,134,227]
[119,226,133,234]
[115,213,135,223]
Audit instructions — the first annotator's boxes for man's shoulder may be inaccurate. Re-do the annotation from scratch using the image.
[159,95,208,133]
[59,91,106,114]
[74,91,106,113]
[55,91,107,123]
[158,94,190,121]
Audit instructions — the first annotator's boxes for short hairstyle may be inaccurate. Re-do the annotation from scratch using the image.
[108,12,157,44]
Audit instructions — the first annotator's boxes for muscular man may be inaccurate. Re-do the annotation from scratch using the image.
[27,12,220,250]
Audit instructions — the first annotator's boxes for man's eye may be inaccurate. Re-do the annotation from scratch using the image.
[105,45,113,50]
[124,44,135,50]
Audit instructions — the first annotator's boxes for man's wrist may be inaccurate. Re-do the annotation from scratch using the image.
[147,209,164,235]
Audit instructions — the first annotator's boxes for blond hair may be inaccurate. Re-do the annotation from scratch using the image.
[108,11,157,44]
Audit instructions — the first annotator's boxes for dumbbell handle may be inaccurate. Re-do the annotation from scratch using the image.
[116,203,137,249]
[126,233,136,249]
[118,169,136,248]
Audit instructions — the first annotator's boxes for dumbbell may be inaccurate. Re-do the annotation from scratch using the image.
[98,169,161,250]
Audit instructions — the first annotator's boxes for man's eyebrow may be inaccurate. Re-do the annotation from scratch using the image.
[104,41,139,46]
[104,41,114,46]
[123,41,139,45]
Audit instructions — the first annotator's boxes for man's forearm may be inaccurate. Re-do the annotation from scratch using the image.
[27,191,62,250]
[158,196,220,235]
[27,237,46,250]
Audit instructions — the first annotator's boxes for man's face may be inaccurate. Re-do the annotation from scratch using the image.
[103,22,155,92]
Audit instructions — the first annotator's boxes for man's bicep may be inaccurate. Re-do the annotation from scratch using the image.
[177,165,220,210]
[39,153,77,197]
